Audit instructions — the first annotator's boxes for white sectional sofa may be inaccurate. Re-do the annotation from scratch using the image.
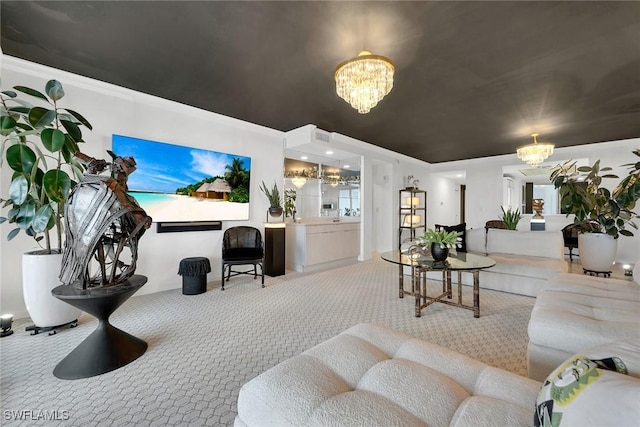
[236,323,540,426]
[236,323,640,427]
[527,268,640,381]
[448,228,569,297]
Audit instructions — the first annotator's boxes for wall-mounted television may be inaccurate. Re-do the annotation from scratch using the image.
[112,135,251,223]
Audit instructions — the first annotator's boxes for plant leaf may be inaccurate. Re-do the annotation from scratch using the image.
[43,169,71,203]
[28,107,56,128]
[14,85,48,102]
[40,128,66,152]
[62,108,92,130]
[6,144,36,173]
[9,175,29,204]
[60,119,82,141]
[7,228,20,241]
[31,205,53,233]
[45,80,65,101]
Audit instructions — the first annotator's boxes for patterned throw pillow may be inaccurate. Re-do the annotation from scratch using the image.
[534,343,640,427]
[435,223,466,252]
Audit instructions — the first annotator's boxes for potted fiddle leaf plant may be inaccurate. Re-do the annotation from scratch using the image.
[500,206,523,230]
[0,79,92,331]
[417,227,462,262]
[550,150,640,272]
[260,180,283,217]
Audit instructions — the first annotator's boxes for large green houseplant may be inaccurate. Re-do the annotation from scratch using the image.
[1,79,92,251]
[550,150,640,271]
[1,79,92,330]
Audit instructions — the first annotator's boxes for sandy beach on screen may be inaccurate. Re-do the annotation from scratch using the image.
[143,195,249,222]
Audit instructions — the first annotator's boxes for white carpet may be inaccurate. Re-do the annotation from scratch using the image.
[0,257,535,426]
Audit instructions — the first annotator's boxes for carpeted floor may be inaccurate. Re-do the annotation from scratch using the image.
[0,257,536,426]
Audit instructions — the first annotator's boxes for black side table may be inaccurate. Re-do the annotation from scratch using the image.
[264,223,285,277]
[51,275,148,380]
[178,257,211,295]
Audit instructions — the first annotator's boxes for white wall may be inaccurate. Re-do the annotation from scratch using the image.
[425,175,460,228]
[1,56,284,318]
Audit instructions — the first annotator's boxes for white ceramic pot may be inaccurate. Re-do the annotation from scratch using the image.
[578,233,617,272]
[22,251,82,328]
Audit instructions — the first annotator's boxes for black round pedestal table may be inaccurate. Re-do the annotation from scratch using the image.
[51,275,148,380]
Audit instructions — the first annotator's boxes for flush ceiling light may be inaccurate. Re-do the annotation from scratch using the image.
[335,50,395,114]
[516,133,555,168]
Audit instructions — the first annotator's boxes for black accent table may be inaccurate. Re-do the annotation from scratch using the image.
[264,224,285,277]
[51,275,148,380]
[178,257,211,295]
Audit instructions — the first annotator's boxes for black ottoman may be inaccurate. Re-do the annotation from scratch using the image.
[178,257,211,295]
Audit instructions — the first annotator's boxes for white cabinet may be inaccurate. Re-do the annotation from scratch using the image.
[286,221,360,272]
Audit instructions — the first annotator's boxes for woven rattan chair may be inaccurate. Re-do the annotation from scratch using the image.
[221,226,264,290]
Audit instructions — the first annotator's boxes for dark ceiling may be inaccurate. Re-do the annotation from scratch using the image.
[2,1,639,163]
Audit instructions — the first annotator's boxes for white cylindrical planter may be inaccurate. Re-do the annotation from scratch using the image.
[578,233,618,272]
[22,251,82,328]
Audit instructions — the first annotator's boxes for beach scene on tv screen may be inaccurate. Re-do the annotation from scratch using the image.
[112,135,251,222]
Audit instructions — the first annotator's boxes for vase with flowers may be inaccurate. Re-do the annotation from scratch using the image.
[417,228,462,261]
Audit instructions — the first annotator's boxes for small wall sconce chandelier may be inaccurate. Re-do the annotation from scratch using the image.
[516,133,555,167]
[335,50,395,114]
[1,314,14,337]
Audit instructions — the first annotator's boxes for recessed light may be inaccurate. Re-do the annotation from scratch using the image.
[343,165,350,168]
[301,156,308,160]
[325,150,334,155]
[456,174,463,178]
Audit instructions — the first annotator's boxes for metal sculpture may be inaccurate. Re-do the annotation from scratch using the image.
[59,151,152,289]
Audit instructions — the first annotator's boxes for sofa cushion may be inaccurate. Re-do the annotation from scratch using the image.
[236,323,540,427]
[465,228,486,254]
[541,273,640,301]
[488,254,568,280]
[528,275,640,354]
[436,223,466,252]
[534,341,640,427]
[487,229,564,259]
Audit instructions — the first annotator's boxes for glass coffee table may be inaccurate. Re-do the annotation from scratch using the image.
[381,250,495,318]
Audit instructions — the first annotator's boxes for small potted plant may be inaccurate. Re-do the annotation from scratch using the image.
[500,206,523,230]
[260,180,283,217]
[284,188,296,220]
[417,227,462,261]
[550,150,640,272]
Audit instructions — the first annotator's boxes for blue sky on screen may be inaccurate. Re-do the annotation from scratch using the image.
[112,135,251,194]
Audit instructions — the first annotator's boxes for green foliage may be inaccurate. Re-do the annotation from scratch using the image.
[550,150,640,238]
[224,157,249,189]
[0,79,92,252]
[260,180,281,208]
[500,206,522,230]
[284,188,296,217]
[417,228,462,249]
[228,186,249,203]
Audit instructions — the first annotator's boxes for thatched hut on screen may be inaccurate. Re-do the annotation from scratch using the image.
[193,178,231,200]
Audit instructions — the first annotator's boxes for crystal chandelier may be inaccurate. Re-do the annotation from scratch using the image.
[291,176,306,189]
[516,133,555,167]
[334,50,395,114]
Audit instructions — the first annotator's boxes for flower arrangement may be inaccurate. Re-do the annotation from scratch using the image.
[417,227,462,249]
